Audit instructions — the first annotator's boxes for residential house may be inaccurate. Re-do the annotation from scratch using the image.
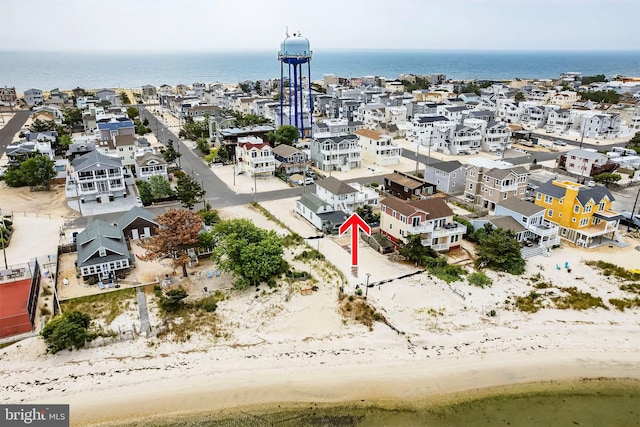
[380,196,466,251]
[470,215,528,243]
[295,193,346,233]
[295,177,378,232]
[272,144,308,175]
[520,105,547,129]
[558,149,615,178]
[494,197,561,250]
[234,136,275,178]
[65,140,96,161]
[23,130,57,143]
[423,160,466,194]
[48,88,70,105]
[6,140,54,165]
[76,220,133,280]
[447,124,482,155]
[32,105,63,124]
[141,85,157,99]
[72,87,86,99]
[24,88,44,106]
[534,180,620,248]
[546,109,571,132]
[481,121,512,152]
[464,164,529,211]
[118,206,159,240]
[0,86,17,103]
[95,88,116,102]
[109,134,138,167]
[314,176,378,213]
[310,134,362,173]
[312,118,364,138]
[383,170,435,200]
[549,91,578,108]
[354,128,402,166]
[584,113,622,139]
[70,151,126,202]
[96,119,135,142]
[134,152,168,182]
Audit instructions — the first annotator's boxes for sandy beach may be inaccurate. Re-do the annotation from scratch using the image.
[0,198,639,426]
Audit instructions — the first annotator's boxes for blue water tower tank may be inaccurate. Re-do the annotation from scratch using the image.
[279,33,311,59]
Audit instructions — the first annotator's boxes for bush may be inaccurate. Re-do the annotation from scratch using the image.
[40,311,92,354]
[468,271,492,288]
[159,287,188,312]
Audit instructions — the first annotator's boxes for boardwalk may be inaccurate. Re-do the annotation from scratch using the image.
[136,287,150,336]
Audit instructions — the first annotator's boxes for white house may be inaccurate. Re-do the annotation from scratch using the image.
[310,134,362,173]
[423,160,467,194]
[354,128,402,166]
[314,176,378,213]
[481,120,512,152]
[134,152,168,182]
[24,88,44,106]
[494,197,560,250]
[561,149,610,177]
[234,136,275,178]
[70,151,126,202]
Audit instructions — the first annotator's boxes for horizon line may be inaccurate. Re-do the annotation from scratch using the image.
[1,48,640,54]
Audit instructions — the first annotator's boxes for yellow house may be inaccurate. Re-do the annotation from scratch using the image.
[534,180,620,248]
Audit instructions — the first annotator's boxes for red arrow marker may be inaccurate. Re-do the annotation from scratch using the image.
[339,213,371,266]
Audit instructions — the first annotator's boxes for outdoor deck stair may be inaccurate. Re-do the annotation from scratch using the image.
[136,287,151,336]
[520,245,545,259]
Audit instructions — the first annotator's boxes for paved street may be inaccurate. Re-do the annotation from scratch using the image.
[0,110,30,155]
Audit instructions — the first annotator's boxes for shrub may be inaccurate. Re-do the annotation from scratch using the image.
[41,311,93,353]
[468,271,492,288]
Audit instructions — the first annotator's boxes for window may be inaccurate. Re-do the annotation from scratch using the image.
[399,229,405,236]
[598,202,605,211]
[544,195,553,204]
[574,205,580,213]
[451,182,455,187]
[503,192,507,199]
[470,171,475,177]
[469,183,473,190]
[451,234,459,243]
[580,218,589,226]
[548,210,554,217]
[537,194,542,200]
[584,205,592,213]
[572,218,576,222]
[389,223,393,230]
[400,215,406,223]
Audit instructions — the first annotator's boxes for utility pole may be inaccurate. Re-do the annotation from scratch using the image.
[365,273,371,300]
[579,122,586,150]
[0,221,8,269]
[415,142,420,176]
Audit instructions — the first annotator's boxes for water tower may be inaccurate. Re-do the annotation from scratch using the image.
[278,32,313,138]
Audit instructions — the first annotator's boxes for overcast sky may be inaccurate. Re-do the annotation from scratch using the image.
[3,0,639,52]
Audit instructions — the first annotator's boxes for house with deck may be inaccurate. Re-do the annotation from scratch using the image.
[76,220,133,281]
[380,196,466,251]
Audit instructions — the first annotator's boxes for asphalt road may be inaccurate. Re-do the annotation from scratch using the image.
[0,110,30,155]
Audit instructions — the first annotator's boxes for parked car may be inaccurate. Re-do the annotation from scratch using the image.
[305,170,317,180]
[620,211,640,230]
[554,140,567,146]
[587,180,596,187]
[297,177,314,186]
[135,197,143,207]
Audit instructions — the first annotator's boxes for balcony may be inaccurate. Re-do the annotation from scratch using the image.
[408,223,435,234]
[527,223,558,237]
[498,184,518,192]
[432,223,466,238]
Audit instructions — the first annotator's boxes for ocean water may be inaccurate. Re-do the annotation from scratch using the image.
[1,50,640,93]
[100,379,640,427]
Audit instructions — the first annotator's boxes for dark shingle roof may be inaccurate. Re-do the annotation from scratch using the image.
[117,206,159,231]
[496,197,544,216]
[426,160,464,173]
[576,186,615,205]
[381,196,453,219]
[76,220,129,267]
[537,179,566,199]
[417,115,449,124]
[384,173,424,190]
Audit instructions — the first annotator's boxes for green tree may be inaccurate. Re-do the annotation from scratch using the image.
[196,137,210,154]
[62,107,82,125]
[592,172,622,186]
[212,218,285,288]
[176,173,206,209]
[254,80,262,95]
[143,117,149,126]
[138,209,203,277]
[126,106,140,119]
[400,76,430,92]
[268,125,299,146]
[161,139,182,166]
[239,82,251,93]
[355,205,379,225]
[135,180,154,206]
[59,134,73,148]
[399,234,438,266]
[29,118,56,132]
[181,118,210,139]
[474,225,525,275]
[148,175,174,199]
[626,132,640,153]
[580,90,620,104]
[18,155,57,190]
[514,91,526,101]
[159,287,188,312]
[581,74,607,85]
[120,92,131,105]
[41,311,92,354]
